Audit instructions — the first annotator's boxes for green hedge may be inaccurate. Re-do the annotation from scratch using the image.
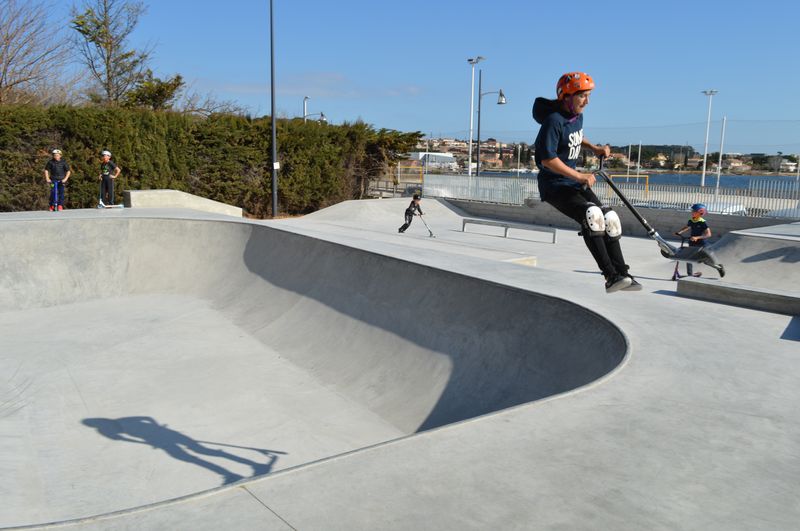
[0,105,420,216]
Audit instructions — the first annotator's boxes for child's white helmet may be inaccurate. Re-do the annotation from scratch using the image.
[101,150,112,157]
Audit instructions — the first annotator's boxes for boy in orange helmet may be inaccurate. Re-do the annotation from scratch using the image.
[533,72,640,293]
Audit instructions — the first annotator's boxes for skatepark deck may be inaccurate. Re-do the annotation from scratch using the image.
[1,200,798,530]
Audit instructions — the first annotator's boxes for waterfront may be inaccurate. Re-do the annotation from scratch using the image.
[474,170,800,190]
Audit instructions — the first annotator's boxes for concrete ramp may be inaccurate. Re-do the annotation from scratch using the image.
[677,222,800,314]
[709,222,800,291]
[0,211,627,526]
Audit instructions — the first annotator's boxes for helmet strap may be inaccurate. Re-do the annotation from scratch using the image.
[563,97,578,122]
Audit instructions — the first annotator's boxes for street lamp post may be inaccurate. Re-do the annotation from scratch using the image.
[467,56,484,177]
[700,89,718,187]
[516,144,522,177]
[303,112,327,124]
[715,115,727,194]
[636,142,641,177]
[302,97,327,123]
[627,144,632,177]
[476,69,506,177]
[269,0,278,218]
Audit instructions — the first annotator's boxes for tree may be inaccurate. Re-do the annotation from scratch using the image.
[0,0,70,104]
[178,87,245,117]
[71,0,149,104]
[124,69,184,110]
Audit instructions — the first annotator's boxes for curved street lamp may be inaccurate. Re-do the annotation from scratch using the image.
[700,89,718,187]
[303,97,326,123]
[304,112,327,124]
[476,69,506,176]
[467,56,484,177]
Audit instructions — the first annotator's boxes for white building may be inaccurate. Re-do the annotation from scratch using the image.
[408,152,459,172]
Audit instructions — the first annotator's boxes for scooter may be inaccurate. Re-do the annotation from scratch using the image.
[594,164,725,278]
[419,214,435,238]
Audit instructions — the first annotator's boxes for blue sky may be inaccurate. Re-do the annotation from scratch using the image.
[72,0,800,153]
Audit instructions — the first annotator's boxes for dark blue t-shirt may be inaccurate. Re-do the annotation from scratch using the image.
[687,217,709,246]
[534,109,584,199]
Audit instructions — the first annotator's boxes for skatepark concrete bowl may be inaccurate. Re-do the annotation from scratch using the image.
[0,212,627,527]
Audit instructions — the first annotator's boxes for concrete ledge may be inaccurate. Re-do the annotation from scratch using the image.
[462,217,557,243]
[677,277,800,315]
[123,189,242,217]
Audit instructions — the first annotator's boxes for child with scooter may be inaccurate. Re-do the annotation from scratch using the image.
[674,203,712,277]
[398,194,424,234]
[44,148,71,211]
[98,150,121,207]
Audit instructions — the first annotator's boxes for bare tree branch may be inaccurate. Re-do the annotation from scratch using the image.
[178,87,246,117]
[0,0,71,104]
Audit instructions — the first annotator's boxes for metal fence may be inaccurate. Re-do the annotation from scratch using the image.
[422,173,800,219]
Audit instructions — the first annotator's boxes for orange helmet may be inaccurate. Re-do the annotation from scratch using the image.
[556,72,595,100]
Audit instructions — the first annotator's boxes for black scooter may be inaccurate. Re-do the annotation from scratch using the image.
[595,168,726,278]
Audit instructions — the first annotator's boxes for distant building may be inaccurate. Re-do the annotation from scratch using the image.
[608,152,629,163]
[650,153,668,168]
[686,156,704,169]
[408,152,459,172]
[483,138,501,150]
[723,159,752,173]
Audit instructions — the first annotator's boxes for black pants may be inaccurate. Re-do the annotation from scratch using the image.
[544,186,629,278]
[49,180,65,206]
[100,175,114,205]
[399,211,414,232]
[686,243,704,275]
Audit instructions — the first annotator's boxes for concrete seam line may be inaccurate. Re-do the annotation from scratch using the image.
[242,487,298,531]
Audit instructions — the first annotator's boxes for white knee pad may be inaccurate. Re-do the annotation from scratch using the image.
[585,205,605,236]
[603,208,622,240]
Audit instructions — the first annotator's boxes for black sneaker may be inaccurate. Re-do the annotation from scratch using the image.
[605,275,632,293]
[623,276,643,291]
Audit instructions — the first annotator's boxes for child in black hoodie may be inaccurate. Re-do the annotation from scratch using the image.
[398,194,424,233]
[533,72,640,293]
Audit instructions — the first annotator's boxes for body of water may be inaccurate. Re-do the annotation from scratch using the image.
[475,171,800,190]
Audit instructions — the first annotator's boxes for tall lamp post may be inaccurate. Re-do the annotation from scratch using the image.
[303,96,310,122]
[715,115,727,194]
[475,69,506,177]
[700,89,718,187]
[269,0,278,217]
[467,56,484,177]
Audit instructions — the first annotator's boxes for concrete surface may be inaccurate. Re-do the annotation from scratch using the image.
[678,277,800,315]
[1,198,799,530]
[123,189,243,217]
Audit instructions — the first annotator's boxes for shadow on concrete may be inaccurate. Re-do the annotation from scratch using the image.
[653,290,680,298]
[741,246,800,264]
[82,416,285,485]
[781,317,800,342]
